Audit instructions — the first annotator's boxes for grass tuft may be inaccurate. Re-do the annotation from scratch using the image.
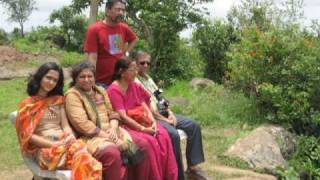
[165,81,263,126]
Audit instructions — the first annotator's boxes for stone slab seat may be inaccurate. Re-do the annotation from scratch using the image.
[9,111,187,180]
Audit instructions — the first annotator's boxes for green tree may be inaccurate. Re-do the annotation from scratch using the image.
[49,6,88,51]
[281,0,304,25]
[1,0,37,37]
[192,19,238,83]
[71,0,104,24]
[0,28,9,45]
[227,0,278,31]
[227,25,320,134]
[310,19,320,38]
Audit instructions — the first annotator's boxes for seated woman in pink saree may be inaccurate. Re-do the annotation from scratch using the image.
[107,58,178,180]
[15,62,102,180]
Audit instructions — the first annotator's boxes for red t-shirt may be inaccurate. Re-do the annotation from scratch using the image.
[84,21,137,85]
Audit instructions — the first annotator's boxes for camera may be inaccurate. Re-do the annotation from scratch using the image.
[153,89,170,118]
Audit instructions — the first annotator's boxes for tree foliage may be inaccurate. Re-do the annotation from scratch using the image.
[228,26,320,131]
[49,6,88,51]
[192,19,238,83]
[0,28,9,45]
[227,0,279,31]
[71,0,103,24]
[1,0,37,37]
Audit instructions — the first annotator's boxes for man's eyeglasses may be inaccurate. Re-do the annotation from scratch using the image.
[139,61,151,66]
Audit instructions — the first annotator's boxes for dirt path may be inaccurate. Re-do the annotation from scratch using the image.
[180,138,276,179]
[0,165,277,180]
[212,165,276,180]
[0,166,33,180]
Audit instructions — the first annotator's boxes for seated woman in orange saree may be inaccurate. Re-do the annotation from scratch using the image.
[15,62,102,180]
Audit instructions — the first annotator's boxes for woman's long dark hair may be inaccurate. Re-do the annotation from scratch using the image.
[69,61,96,87]
[112,58,133,81]
[27,62,64,96]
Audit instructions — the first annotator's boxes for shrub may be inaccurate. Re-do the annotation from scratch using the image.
[12,38,53,54]
[26,26,65,48]
[288,136,320,179]
[150,39,205,86]
[192,19,238,83]
[227,26,320,134]
[0,28,9,45]
[49,6,88,52]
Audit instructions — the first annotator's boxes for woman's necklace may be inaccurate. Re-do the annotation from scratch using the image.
[117,80,128,93]
[87,88,97,102]
[47,106,58,120]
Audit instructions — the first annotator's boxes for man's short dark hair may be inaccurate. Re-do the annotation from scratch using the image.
[105,0,125,9]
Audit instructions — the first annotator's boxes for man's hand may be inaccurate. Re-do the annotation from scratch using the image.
[167,112,177,126]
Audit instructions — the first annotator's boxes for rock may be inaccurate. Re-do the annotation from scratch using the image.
[225,125,296,172]
[190,77,215,90]
[264,125,296,159]
[167,97,189,106]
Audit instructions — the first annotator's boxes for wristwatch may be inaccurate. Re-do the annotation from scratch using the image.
[125,51,130,57]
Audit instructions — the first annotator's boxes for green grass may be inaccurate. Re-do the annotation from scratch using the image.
[164,81,265,170]
[165,81,264,127]
[0,78,27,170]
[12,38,54,54]
[12,38,85,68]
[60,51,85,67]
[0,121,24,170]
[201,126,251,170]
[0,78,27,120]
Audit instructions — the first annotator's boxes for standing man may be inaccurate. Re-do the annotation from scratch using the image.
[134,51,208,180]
[84,0,138,87]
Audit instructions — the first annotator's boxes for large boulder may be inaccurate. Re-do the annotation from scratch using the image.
[225,125,296,172]
[189,77,215,90]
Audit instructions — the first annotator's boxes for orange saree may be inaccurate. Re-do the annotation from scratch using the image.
[16,95,102,180]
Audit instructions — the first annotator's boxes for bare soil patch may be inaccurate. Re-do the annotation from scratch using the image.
[0,45,59,80]
[0,165,32,180]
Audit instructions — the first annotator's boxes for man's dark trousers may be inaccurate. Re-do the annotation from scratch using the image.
[159,114,205,180]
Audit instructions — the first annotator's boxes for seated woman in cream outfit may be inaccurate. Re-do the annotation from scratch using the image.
[65,61,151,180]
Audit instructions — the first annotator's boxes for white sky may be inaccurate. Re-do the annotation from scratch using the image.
[0,0,319,36]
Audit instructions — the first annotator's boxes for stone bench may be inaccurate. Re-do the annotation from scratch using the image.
[9,111,187,180]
